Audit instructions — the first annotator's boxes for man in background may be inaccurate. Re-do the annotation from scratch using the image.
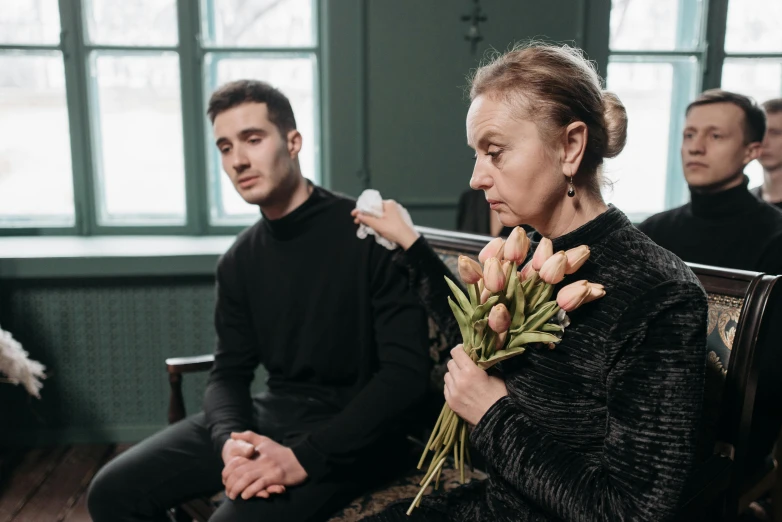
[638,89,782,275]
[752,98,782,210]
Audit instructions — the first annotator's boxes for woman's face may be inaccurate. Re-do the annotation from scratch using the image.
[467,94,565,229]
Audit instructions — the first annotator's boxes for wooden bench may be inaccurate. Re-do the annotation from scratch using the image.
[165,226,781,521]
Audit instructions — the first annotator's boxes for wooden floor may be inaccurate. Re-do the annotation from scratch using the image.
[0,444,129,522]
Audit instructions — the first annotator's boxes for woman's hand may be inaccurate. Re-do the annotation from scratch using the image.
[444,346,508,425]
[351,200,420,250]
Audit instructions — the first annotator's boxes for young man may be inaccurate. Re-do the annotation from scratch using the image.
[638,89,782,276]
[752,98,782,209]
[88,80,431,522]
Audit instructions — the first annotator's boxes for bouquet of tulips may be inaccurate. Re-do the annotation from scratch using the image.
[408,227,605,514]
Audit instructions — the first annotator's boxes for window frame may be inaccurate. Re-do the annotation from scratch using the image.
[0,0,324,236]
[606,0,781,220]
[606,0,711,217]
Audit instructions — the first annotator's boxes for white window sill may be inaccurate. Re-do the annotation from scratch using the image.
[0,236,237,279]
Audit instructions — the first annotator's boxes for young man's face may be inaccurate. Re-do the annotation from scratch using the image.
[213,102,301,207]
[681,102,761,190]
[759,112,782,173]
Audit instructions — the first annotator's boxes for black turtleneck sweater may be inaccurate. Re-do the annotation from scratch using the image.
[638,177,782,275]
[751,185,782,211]
[371,206,707,522]
[203,185,430,481]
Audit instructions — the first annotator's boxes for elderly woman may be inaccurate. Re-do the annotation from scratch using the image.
[353,43,707,522]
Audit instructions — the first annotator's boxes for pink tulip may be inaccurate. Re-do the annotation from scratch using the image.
[488,303,511,333]
[564,245,590,275]
[479,237,505,264]
[503,227,530,264]
[458,256,483,285]
[480,287,491,304]
[519,262,536,281]
[483,257,506,293]
[583,282,606,304]
[556,280,590,311]
[538,251,568,284]
[531,237,553,270]
[501,259,512,281]
[556,281,605,311]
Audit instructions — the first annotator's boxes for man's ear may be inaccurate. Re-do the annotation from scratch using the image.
[743,141,762,166]
[287,130,302,158]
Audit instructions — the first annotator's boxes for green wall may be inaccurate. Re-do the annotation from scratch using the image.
[327,0,609,229]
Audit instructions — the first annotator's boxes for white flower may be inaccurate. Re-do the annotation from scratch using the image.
[0,325,46,398]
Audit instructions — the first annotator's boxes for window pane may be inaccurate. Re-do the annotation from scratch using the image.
[721,59,782,107]
[744,160,765,192]
[0,52,74,225]
[610,0,703,51]
[92,53,186,224]
[202,0,315,48]
[85,0,178,46]
[725,0,782,53]
[604,58,698,217]
[722,58,782,191]
[0,0,61,45]
[204,54,318,223]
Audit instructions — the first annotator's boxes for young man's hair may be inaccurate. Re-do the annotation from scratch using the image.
[207,80,297,136]
[762,98,782,116]
[686,89,766,144]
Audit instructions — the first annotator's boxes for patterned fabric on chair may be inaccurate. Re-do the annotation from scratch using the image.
[700,293,744,464]
[327,459,486,521]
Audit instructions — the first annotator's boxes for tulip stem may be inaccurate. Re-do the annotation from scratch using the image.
[460,422,467,483]
[418,402,447,469]
[407,457,446,516]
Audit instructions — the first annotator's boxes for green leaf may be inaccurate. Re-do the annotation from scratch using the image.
[445,276,474,316]
[541,323,564,333]
[521,271,539,294]
[471,295,499,322]
[477,347,527,369]
[472,318,488,350]
[522,301,560,331]
[468,283,478,308]
[484,332,497,358]
[505,262,518,302]
[525,280,545,314]
[532,283,554,312]
[506,331,561,350]
[510,280,526,330]
[447,297,471,344]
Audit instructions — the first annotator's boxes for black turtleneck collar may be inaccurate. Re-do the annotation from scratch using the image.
[689,175,759,219]
[530,205,631,252]
[261,182,332,240]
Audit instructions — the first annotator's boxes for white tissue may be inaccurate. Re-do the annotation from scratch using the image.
[355,189,414,250]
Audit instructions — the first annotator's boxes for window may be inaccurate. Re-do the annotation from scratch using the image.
[0,1,75,227]
[604,0,704,221]
[605,0,781,220]
[720,0,782,188]
[0,0,320,234]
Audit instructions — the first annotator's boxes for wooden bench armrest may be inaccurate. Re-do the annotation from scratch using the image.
[165,354,215,425]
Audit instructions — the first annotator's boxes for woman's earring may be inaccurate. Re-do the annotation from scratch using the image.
[567,176,576,198]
